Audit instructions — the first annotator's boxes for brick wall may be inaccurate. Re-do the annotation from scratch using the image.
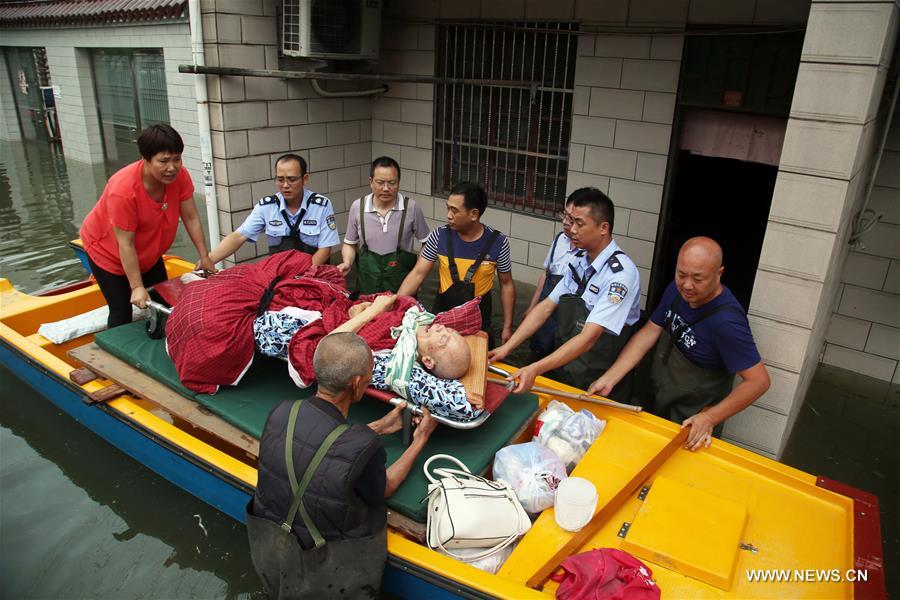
[0,23,201,170]
[202,0,372,265]
[0,50,21,142]
[823,96,900,383]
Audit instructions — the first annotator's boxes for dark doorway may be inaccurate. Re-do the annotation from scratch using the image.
[657,150,776,311]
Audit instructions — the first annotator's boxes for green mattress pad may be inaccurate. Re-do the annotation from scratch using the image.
[94,322,539,522]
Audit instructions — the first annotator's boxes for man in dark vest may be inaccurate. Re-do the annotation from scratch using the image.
[586,237,771,451]
[488,187,641,404]
[208,154,339,265]
[247,332,437,598]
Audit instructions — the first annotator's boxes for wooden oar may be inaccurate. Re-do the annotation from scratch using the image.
[486,378,642,413]
[526,423,692,589]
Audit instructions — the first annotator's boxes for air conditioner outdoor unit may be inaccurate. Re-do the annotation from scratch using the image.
[282,0,381,60]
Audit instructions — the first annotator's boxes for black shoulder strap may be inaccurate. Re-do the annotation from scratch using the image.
[281,198,307,241]
[606,250,625,273]
[358,196,367,250]
[545,231,564,275]
[464,228,501,283]
[395,196,408,253]
[446,228,461,283]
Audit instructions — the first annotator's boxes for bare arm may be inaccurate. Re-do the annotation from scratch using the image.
[587,320,664,397]
[338,242,358,274]
[397,255,434,297]
[525,272,547,316]
[179,199,213,271]
[330,294,396,335]
[113,227,150,308]
[498,270,516,344]
[384,410,437,497]
[682,361,770,450]
[207,231,249,264]
[505,322,606,393]
[311,245,332,266]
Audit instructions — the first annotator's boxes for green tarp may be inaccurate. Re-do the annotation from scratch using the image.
[94,322,538,522]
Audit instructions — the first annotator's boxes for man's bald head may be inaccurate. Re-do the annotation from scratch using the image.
[675,237,725,308]
[314,332,373,395]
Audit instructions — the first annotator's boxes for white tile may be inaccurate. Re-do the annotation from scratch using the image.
[574,57,623,88]
[854,222,900,262]
[576,0,628,22]
[753,366,799,416]
[247,127,290,155]
[480,207,512,234]
[791,64,884,124]
[573,86,590,116]
[841,252,890,290]
[290,124,327,150]
[401,100,433,125]
[565,171,611,196]
[569,143,586,172]
[507,237,529,264]
[614,235,654,269]
[588,88,644,121]
[838,285,900,328]
[874,150,900,189]
[802,3,898,67]
[628,0,689,24]
[825,314,871,351]
[868,186,900,226]
[382,121,417,146]
[758,222,837,282]
[326,121,361,146]
[749,270,824,328]
[688,0,755,23]
[528,241,550,268]
[607,178,663,213]
[583,145,638,179]
[400,146,432,173]
[722,405,788,456]
[570,115,616,146]
[748,315,812,373]
[309,145,344,172]
[884,260,900,294]
[649,35,684,61]
[768,171,851,233]
[635,153,668,184]
[780,119,866,180]
[510,213,556,243]
[865,324,900,360]
[593,35,651,59]
[626,209,659,242]
[614,120,672,154]
[525,0,576,19]
[642,92,676,124]
[754,0,810,25]
[822,345,898,382]
[620,59,680,93]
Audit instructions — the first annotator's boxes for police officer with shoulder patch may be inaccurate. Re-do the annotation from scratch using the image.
[208,153,339,265]
[488,187,641,403]
[248,328,437,598]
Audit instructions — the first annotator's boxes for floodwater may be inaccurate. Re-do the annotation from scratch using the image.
[1,139,897,598]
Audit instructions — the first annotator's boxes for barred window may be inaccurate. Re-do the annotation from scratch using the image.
[433,22,578,218]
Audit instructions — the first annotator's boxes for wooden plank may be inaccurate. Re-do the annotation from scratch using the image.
[527,425,692,589]
[69,367,98,385]
[460,332,488,409]
[87,383,126,404]
[387,510,426,543]
[69,344,259,459]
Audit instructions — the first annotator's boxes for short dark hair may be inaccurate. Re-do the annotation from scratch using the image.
[370,156,401,180]
[449,181,487,217]
[137,124,184,161]
[569,187,615,233]
[275,153,308,175]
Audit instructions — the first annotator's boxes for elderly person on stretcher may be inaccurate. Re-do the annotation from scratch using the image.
[164,250,486,421]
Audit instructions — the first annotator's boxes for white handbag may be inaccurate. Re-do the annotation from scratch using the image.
[424,454,532,561]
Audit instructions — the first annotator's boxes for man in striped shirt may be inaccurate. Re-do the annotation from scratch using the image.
[398,182,515,346]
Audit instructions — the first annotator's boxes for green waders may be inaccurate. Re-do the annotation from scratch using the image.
[246,399,387,599]
[355,199,417,294]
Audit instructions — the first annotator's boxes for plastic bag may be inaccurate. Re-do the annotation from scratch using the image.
[438,541,518,574]
[533,400,606,472]
[550,548,660,600]
[493,442,567,514]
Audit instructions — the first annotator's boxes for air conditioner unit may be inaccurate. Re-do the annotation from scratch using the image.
[282,0,381,60]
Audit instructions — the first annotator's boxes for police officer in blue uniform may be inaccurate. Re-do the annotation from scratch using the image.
[488,187,642,403]
[208,154,339,265]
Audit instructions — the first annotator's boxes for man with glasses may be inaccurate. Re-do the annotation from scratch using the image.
[337,156,430,293]
[523,196,581,358]
[488,187,641,403]
[208,154,338,265]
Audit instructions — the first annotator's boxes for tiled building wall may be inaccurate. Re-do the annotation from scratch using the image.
[726,1,899,458]
[823,94,900,383]
[0,51,21,142]
[0,24,201,170]
[200,0,372,266]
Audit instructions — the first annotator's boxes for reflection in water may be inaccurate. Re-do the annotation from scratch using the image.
[0,139,208,294]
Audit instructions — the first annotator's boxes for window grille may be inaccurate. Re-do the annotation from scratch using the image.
[433,22,578,218]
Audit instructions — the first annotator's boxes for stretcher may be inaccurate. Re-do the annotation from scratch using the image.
[144,279,506,432]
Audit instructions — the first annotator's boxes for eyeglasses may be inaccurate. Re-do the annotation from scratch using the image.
[275,176,302,185]
[558,210,575,224]
[372,179,399,189]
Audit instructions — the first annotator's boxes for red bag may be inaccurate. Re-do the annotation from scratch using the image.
[550,548,660,600]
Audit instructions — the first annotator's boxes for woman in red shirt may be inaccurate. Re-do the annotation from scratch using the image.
[80,124,216,327]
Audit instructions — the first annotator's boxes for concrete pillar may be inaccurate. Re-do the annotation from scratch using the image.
[44,47,105,164]
[0,50,23,142]
[722,1,899,458]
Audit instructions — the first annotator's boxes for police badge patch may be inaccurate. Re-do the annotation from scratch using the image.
[326,214,336,230]
[608,282,628,304]
[268,219,283,226]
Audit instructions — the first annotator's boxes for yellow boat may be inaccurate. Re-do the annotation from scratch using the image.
[0,256,885,599]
